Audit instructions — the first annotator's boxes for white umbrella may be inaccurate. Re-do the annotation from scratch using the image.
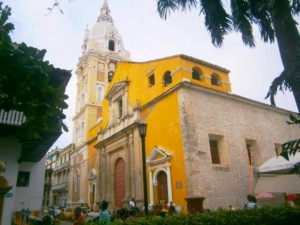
[258,152,300,174]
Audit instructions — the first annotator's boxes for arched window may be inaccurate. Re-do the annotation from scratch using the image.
[108,40,115,51]
[192,67,202,80]
[163,71,172,86]
[211,73,220,86]
[96,84,104,101]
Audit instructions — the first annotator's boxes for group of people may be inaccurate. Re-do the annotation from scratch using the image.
[130,198,177,216]
[73,200,110,225]
[163,200,176,213]
[73,197,177,225]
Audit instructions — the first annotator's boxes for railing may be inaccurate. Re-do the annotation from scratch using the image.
[52,182,68,191]
[0,109,26,126]
[53,161,70,172]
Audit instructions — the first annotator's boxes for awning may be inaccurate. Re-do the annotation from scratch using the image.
[258,152,300,174]
[254,174,300,194]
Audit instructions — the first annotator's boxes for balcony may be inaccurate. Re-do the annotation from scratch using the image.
[0,109,63,163]
[0,110,25,126]
[53,161,70,172]
[52,182,68,192]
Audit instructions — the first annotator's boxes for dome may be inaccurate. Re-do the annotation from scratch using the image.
[81,0,130,59]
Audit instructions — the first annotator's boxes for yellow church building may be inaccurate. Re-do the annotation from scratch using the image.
[87,54,299,212]
[68,0,300,212]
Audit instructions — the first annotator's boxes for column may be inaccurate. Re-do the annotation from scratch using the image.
[166,163,173,202]
[149,169,154,205]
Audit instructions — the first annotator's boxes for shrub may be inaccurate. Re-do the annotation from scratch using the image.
[84,205,300,225]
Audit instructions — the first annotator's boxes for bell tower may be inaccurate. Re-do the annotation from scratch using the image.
[70,0,130,207]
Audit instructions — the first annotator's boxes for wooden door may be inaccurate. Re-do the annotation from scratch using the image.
[157,171,168,203]
[114,158,125,207]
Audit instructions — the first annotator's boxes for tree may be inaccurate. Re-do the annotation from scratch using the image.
[0,2,70,140]
[281,113,300,173]
[157,0,300,113]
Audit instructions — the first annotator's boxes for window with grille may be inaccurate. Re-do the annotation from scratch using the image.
[209,140,221,164]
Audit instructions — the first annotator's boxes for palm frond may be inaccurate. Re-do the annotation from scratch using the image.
[199,0,232,47]
[266,43,300,106]
[265,70,288,106]
[291,0,300,15]
[248,0,276,43]
[177,0,198,10]
[281,138,300,160]
[231,0,255,47]
[287,113,300,125]
[157,0,179,19]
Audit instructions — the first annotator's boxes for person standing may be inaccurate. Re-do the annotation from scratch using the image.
[73,207,84,225]
[129,198,135,210]
[168,201,176,214]
[99,200,110,225]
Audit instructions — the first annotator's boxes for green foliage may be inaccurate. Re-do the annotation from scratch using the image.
[0,2,70,140]
[83,206,300,225]
[280,113,300,174]
[156,0,300,48]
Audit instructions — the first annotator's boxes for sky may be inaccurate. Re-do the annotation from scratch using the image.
[4,0,300,148]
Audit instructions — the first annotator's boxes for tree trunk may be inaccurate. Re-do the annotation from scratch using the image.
[269,0,300,113]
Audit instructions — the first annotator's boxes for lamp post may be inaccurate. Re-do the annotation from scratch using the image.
[138,123,148,217]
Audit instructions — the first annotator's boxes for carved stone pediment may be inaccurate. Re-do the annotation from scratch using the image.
[147,146,171,166]
[106,80,129,100]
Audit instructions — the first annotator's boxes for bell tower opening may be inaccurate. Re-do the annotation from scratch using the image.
[109,40,115,51]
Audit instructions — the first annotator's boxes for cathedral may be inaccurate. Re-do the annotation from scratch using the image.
[52,0,300,212]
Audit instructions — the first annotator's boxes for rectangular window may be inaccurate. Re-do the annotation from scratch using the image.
[245,139,256,166]
[246,144,252,165]
[16,171,30,187]
[209,134,228,165]
[148,74,155,87]
[118,98,123,118]
[209,140,221,164]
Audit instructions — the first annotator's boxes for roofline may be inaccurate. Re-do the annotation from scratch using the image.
[119,54,230,73]
[139,81,294,115]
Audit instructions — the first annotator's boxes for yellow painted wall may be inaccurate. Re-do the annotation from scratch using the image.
[141,90,188,211]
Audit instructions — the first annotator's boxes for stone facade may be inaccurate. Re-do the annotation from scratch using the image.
[179,84,300,209]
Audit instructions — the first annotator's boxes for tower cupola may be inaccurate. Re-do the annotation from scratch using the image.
[81,0,130,60]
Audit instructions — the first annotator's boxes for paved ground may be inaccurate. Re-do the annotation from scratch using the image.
[59,220,72,225]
